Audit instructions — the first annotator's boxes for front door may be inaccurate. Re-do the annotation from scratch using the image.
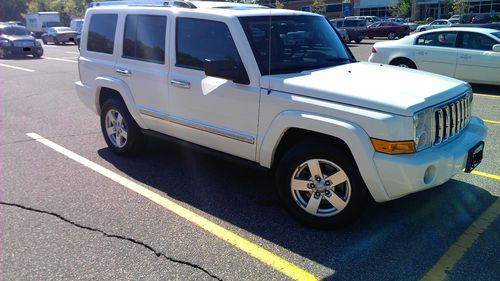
[166,17,260,161]
[455,31,500,85]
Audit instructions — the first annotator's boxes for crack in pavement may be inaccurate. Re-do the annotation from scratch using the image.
[1,202,223,281]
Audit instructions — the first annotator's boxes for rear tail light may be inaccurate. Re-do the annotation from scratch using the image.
[371,47,377,53]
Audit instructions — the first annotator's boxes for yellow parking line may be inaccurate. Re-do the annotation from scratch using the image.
[483,119,500,125]
[25,132,320,281]
[473,93,500,98]
[421,198,500,281]
[471,170,500,181]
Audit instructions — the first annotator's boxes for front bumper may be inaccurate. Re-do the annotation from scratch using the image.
[1,45,43,56]
[374,117,487,200]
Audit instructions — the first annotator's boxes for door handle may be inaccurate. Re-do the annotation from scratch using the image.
[170,79,191,89]
[416,51,426,55]
[116,68,132,76]
[459,54,471,59]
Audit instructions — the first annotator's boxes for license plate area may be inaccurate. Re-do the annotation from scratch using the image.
[23,47,31,52]
[465,141,484,173]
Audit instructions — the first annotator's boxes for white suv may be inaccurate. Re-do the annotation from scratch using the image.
[76,1,487,227]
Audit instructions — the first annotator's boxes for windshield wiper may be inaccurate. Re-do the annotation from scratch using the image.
[325,57,357,63]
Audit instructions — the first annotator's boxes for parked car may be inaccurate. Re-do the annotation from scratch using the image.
[472,14,492,23]
[368,28,500,86]
[367,21,410,40]
[76,4,487,227]
[0,24,43,59]
[41,27,78,44]
[345,16,381,24]
[335,26,349,43]
[449,14,473,24]
[479,22,500,30]
[416,19,453,32]
[331,18,367,43]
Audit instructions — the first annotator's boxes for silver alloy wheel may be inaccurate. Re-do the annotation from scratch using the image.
[290,159,351,217]
[398,63,409,68]
[388,32,396,40]
[105,109,128,148]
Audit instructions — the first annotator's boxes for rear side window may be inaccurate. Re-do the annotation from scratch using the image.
[417,32,457,48]
[176,18,242,70]
[87,14,118,54]
[459,32,498,51]
[123,15,167,64]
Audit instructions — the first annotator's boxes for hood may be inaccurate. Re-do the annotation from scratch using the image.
[1,35,35,41]
[263,62,469,116]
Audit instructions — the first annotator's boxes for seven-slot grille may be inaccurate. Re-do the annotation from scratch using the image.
[13,40,34,47]
[433,94,472,145]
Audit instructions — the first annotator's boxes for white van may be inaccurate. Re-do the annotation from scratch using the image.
[26,12,61,37]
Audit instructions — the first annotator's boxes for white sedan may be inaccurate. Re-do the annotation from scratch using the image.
[416,19,453,32]
[368,27,500,86]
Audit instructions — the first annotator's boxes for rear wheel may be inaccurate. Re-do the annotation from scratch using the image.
[354,39,362,44]
[54,38,59,45]
[388,32,396,40]
[100,98,145,156]
[390,58,417,69]
[275,141,368,228]
[0,48,7,59]
[42,37,47,45]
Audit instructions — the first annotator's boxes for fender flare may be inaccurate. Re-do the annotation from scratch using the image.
[258,111,390,202]
[93,76,148,129]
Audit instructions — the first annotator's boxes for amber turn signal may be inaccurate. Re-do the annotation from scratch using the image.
[371,138,416,154]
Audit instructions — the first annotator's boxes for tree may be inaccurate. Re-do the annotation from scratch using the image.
[0,0,30,21]
[274,0,284,9]
[311,0,326,16]
[389,0,412,17]
[451,0,470,15]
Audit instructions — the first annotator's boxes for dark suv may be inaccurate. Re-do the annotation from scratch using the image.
[0,24,43,59]
[330,19,367,43]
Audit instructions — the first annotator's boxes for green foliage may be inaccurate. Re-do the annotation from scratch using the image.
[450,0,470,15]
[389,0,411,17]
[274,0,284,9]
[25,0,91,25]
[311,0,326,16]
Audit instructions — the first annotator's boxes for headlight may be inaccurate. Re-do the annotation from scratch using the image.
[0,39,12,47]
[413,107,434,151]
[35,40,41,46]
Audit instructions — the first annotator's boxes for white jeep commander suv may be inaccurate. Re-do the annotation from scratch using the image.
[76,1,487,227]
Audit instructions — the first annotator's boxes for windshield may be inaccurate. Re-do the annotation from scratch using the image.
[46,22,62,28]
[55,27,72,32]
[1,26,30,36]
[239,15,352,75]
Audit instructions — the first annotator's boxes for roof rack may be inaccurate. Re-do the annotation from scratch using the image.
[88,0,197,9]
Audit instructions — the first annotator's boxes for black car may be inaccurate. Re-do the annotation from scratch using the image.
[472,14,492,23]
[0,24,43,59]
[480,22,500,30]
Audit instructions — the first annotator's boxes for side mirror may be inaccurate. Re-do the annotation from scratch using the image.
[493,44,500,52]
[204,59,250,85]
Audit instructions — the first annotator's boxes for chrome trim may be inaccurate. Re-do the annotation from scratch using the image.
[432,93,472,146]
[116,68,132,76]
[139,107,255,144]
[436,109,443,143]
[170,79,191,89]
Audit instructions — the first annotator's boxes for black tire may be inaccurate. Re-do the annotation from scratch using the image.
[100,98,145,156]
[42,38,47,45]
[0,48,7,59]
[420,28,426,32]
[54,38,59,45]
[275,141,369,228]
[354,39,362,44]
[368,36,373,39]
[390,58,417,69]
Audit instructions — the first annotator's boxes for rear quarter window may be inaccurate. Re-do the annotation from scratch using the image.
[123,15,167,64]
[87,14,118,54]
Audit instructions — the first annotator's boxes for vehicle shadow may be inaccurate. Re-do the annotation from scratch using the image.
[98,137,497,280]
[472,84,500,96]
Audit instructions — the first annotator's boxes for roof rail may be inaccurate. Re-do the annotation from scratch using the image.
[88,0,196,9]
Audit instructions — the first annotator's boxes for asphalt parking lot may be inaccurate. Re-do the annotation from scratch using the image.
[0,39,499,281]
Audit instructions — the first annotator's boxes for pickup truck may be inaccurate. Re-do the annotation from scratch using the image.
[75,1,487,227]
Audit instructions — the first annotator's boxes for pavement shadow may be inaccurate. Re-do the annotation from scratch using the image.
[472,84,500,96]
[98,137,497,280]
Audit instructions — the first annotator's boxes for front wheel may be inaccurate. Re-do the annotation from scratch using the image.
[100,98,145,156]
[275,141,368,228]
[388,32,396,40]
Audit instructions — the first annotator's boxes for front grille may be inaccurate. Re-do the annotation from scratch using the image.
[433,94,472,145]
[13,40,34,47]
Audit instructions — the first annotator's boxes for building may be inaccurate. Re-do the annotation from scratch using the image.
[280,0,357,19]
[355,0,396,17]
[416,0,500,20]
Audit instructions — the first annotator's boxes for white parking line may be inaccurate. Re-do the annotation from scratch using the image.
[43,57,77,63]
[0,63,35,73]
[65,51,80,55]
[25,132,320,281]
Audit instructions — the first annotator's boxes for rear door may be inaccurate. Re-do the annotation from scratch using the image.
[414,31,458,77]
[455,31,500,85]
[114,12,170,131]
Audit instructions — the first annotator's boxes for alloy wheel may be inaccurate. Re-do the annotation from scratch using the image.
[105,109,128,148]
